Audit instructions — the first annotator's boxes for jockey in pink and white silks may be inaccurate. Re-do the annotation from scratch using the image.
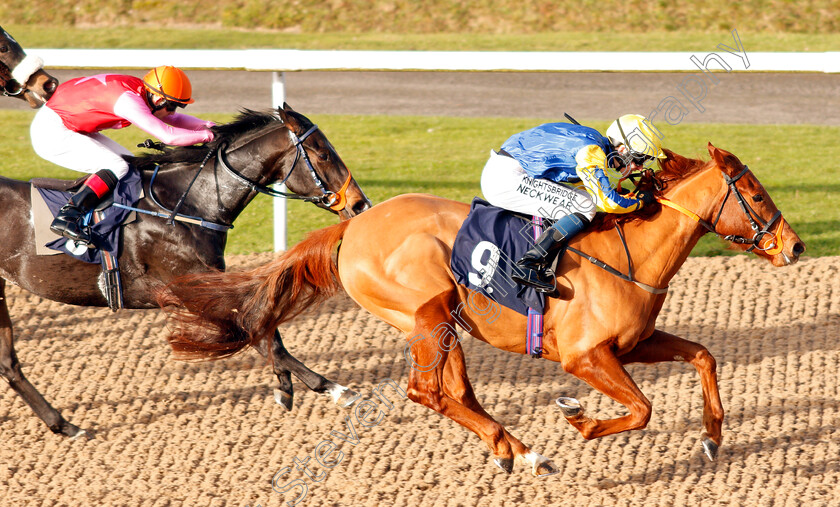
[480,114,666,293]
[30,66,215,245]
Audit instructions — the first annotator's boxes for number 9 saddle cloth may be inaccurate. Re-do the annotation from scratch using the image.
[450,198,546,316]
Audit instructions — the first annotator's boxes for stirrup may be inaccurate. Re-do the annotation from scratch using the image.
[511,265,557,293]
[51,217,92,245]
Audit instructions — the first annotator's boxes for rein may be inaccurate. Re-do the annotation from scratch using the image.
[565,165,786,294]
[566,225,669,295]
[215,124,353,211]
[112,163,232,232]
[656,165,785,255]
[123,121,355,232]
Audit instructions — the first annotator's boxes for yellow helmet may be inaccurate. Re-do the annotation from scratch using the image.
[606,114,666,159]
[142,65,194,104]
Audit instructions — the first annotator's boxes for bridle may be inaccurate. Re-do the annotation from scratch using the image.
[655,165,785,255]
[0,53,44,97]
[142,120,354,231]
[565,163,786,296]
[0,62,25,97]
[215,123,352,211]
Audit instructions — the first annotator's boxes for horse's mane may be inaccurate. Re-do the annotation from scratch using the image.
[589,148,709,232]
[127,108,313,171]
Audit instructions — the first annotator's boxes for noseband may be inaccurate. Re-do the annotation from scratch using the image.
[216,123,353,211]
[1,54,44,97]
[656,166,785,255]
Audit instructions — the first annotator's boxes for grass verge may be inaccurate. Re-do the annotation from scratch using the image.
[6,25,840,52]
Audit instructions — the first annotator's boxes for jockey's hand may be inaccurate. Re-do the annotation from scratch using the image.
[636,190,656,207]
[138,139,166,151]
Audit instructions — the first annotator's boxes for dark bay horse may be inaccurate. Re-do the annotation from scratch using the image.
[158,143,805,475]
[0,105,370,437]
[0,25,58,106]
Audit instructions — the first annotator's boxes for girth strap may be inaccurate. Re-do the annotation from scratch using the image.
[93,209,124,311]
[526,216,546,358]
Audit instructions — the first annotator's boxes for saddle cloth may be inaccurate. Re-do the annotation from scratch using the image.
[31,169,142,264]
[450,198,546,316]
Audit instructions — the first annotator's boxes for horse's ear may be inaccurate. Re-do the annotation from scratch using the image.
[276,105,301,133]
[707,142,744,175]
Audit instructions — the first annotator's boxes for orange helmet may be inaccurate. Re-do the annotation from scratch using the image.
[142,66,194,104]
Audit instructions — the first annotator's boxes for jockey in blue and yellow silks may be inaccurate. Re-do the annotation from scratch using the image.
[480,114,666,293]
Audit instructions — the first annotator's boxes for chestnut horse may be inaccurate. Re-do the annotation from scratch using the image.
[159,144,805,475]
[0,25,58,106]
[0,105,370,438]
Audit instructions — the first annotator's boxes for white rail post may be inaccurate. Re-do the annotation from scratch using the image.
[272,70,288,251]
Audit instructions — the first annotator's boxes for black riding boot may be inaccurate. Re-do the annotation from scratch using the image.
[50,169,119,244]
[511,213,589,293]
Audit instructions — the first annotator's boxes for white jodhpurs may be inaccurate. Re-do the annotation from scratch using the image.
[480,150,597,221]
[30,106,132,178]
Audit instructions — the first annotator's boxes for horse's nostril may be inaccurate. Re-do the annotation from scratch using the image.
[792,242,805,256]
[352,200,371,215]
[45,79,58,93]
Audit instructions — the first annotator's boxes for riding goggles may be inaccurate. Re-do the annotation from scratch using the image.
[163,100,187,112]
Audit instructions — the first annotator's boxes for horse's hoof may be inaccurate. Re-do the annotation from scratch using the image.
[556,397,582,418]
[66,425,92,440]
[535,460,560,477]
[70,428,90,440]
[53,421,89,439]
[336,389,361,408]
[702,437,719,461]
[520,451,560,477]
[493,457,514,474]
[274,388,294,411]
[329,385,360,408]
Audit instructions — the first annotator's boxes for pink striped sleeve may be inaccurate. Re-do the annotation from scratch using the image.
[113,92,214,146]
[162,113,216,130]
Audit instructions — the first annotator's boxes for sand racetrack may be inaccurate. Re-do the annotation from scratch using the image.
[0,252,838,506]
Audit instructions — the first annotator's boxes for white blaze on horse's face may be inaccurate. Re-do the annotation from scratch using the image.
[2,29,19,45]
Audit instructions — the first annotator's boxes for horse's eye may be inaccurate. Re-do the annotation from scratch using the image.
[752,194,764,203]
[0,45,8,53]
[318,151,329,161]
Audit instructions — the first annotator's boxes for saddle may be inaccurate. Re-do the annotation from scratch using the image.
[450,198,552,358]
[30,170,143,311]
[450,198,548,316]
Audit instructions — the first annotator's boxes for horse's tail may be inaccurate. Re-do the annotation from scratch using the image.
[156,220,350,361]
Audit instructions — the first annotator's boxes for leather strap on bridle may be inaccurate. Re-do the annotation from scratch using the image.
[657,165,786,255]
[566,224,670,295]
[216,124,354,210]
[133,121,355,232]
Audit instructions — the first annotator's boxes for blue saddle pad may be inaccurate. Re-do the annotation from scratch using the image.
[35,169,142,264]
[450,198,545,316]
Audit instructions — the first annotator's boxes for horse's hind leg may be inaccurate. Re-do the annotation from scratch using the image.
[0,279,85,438]
[268,330,360,410]
[618,329,724,461]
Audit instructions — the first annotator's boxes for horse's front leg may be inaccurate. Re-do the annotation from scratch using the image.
[556,341,653,440]
[618,329,724,461]
[262,330,359,410]
[0,279,86,438]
